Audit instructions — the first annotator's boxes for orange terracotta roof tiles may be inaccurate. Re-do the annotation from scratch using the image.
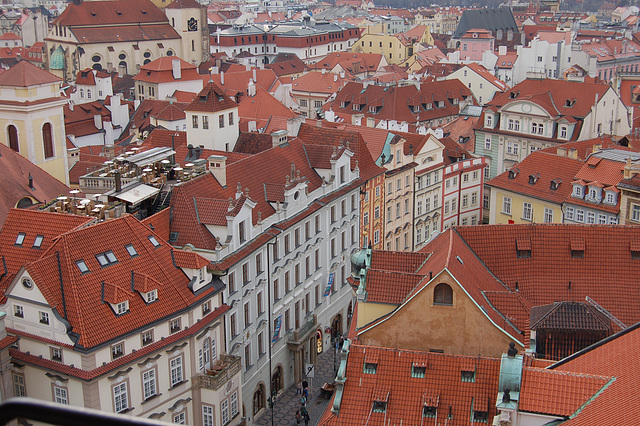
[19,214,222,348]
[173,250,210,269]
[185,81,237,113]
[238,87,297,120]
[319,344,501,425]
[0,60,61,87]
[520,367,611,417]
[487,151,583,204]
[0,144,71,226]
[53,0,169,27]
[69,23,180,44]
[365,270,425,305]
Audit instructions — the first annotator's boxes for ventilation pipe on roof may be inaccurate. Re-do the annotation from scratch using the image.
[114,170,122,193]
[28,172,33,189]
[253,67,257,82]
[221,71,224,85]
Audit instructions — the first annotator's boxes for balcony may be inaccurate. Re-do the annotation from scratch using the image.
[287,314,318,350]
[194,354,242,391]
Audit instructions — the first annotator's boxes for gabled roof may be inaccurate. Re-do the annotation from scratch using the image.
[310,52,384,74]
[319,344,501,425]
[291,70,349,95]
[0,60,60,87]
[454,7,518,38]
[15,214,217,348]
[134,56,201,84]
[52,0,168,26]
[529,301,611,331]
[209,68,280,99]
[185,81,238,113]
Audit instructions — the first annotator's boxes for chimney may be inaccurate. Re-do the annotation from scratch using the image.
[248,78,256,97]
[253,68,257,82]
[172,59,182,80]
[114,170,122,193]
[220,71,224,85]
[28,172,34,189]
[248,120,257,132]
[94,114,103,130]
[499,45,507,56]
[568,148,578,159]
[187,144,194,160]
[271,130,288,147]
[593,143,602,152]
[208,155,227,187]
[322,68,326,75]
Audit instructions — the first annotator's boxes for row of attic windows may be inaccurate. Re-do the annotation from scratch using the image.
[75,236,159,274]
[14,233,43,249]
[369,395,486,422]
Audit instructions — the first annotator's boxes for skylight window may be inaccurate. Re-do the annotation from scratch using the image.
[96,251,118,267]
[76,260,89,274]
[15,233,25,246]
[33,235,44,248]
[148,235,160,248]
[125,244,138,257]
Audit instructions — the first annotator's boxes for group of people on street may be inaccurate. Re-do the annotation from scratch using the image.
[295,379,311,425]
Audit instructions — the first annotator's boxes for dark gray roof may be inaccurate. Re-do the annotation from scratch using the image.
[453,7,518,39]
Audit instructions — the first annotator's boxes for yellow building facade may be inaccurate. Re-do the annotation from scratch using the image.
[352,27,433,65]
[488,187,563,225]
[0,61,69,185]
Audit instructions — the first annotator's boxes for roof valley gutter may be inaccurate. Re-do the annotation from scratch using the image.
[56,252,68,319]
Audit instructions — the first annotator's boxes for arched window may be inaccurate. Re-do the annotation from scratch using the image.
[433,283,453,305]
[7,125,18,152]
[253,383,265,416]
[42,123,54,158]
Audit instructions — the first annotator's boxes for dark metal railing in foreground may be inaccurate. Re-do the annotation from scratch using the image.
[0,397,170,426]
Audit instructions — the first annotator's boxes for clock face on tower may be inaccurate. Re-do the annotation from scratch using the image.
[187,17,198,31]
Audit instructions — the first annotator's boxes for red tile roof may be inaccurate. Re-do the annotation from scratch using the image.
[265,55,307,77]
[0,60,60,87]
[134,56,201,83]
[209,68,280,100]
[550,322,640,424]
[319,344,501,425]
[0,144,71,226]
[310,52,385,74]
[487,151,583,204]
[53,0,169,26]
[68,23,180,44]
[291,70,349,95]
[18,214,217,348]
[185,81,237,113]
[519,367,611,417]
[238,87,297,120]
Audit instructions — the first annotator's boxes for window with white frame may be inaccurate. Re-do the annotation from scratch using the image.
[14,305,23,318]
[598,214,607,224]
[170,356,183,386]
[142,369,156,400]
[221,399,229,424]
[566,206,574,220]
[587,212,595,224]
[173,412,186,424]
[145,289,157,303]
[485,137,491,150]
[572,185,583,198]
[39,311,49,324]
[116,301,128,315]
[54,385,68,404]
[113,382,128,413]
[544,208,553,223]
[486,115,492,127]
[231,391,239,417]
[502,197,511,214]
[632,204,640,222]
[576,209,585,222]
[170,318,181,334]
[203,406,214,426]
[532,123,544,135]
[483,194,489,209]
[141,330,153,346]
[523,202,532,221]
[605,191,616,205]
[13,373,25,396]
[560,126,567,138]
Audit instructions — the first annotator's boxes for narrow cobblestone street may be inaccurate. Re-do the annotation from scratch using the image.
[253,342,340,426]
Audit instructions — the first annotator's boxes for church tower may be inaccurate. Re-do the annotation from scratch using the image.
[164,0,209,65]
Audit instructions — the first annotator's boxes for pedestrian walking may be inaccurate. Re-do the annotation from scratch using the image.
[301,406,310,426]
[302,379,308,390]
[296,380,302,395]
[295,409,302,424]
[303,387,308,400]
[301,395,306,407]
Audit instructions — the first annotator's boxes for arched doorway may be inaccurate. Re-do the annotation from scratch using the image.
[271,365,283,394]
[253,383,265,416]
[331,314,342,338]
[7,125,18,152]
[316,329,323,354]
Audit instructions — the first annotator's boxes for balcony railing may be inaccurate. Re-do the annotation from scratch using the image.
[194,354,242,391]
[287,314,317,348]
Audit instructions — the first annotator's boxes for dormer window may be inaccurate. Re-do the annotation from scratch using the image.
[372,401,387,413]
[509,91,519,99]
[461,369,475,382]
[486,115,492,127]
[550,179,561,191]
[369,105,377,113]
[363,362,377,374]
[604,190,617,205]
[116,301,129,315]
[528,173,539,185]
[145,289,158,303]
[413,105,420,113]
[572,183,584,198]
[508,168,519,179]
[411,364,426,378]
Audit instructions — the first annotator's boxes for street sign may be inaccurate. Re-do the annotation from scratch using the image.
[305,363,315,378]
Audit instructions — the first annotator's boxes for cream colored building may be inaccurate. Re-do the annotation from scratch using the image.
[0,61,69,185]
